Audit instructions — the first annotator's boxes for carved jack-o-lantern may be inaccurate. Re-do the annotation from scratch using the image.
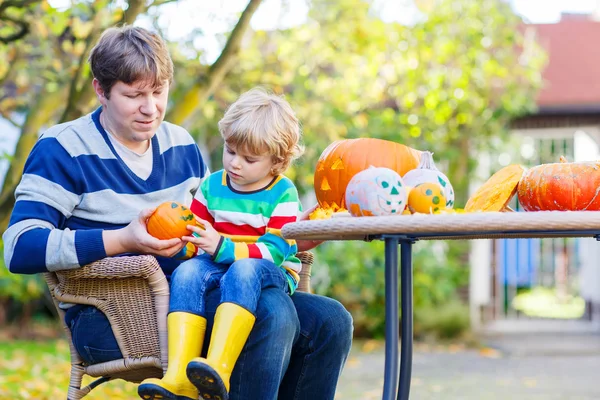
[314,138,421,211]
[345,167,408,217]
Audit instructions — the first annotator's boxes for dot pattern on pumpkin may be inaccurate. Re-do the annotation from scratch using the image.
[407,182,447,214]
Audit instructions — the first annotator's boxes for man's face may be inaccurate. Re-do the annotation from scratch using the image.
[93,79,169,151]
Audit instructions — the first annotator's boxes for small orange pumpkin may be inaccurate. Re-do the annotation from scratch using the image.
[407,182,446,214]
[147,201,197,240]
[314,138,421,210]
[518,156,600,211]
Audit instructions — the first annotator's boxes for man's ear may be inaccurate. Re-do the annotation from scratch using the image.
[92,78,108,105]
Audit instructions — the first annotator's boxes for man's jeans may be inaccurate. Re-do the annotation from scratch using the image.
[66,270,353,400]
[169,255,288,316]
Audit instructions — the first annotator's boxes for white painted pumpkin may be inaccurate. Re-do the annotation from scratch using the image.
[345,167,407,217]
[402,151,454,208]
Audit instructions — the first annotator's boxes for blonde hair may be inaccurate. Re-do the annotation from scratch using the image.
[89,25,173,98]
[218,87,304,175]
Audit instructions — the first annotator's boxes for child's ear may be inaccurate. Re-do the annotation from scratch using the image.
[271,162,283,176]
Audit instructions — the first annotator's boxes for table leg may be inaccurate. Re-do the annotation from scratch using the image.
[398,240,413,400]
[382,237,399,400]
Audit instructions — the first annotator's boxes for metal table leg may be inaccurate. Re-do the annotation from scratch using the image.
[398,240,413,400]
[382,237,399,400]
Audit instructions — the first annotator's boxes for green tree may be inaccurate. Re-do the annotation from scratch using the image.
[0,0,546,335]
[0,0,262,233]
[0,0,262,320]
[178,0,545,336]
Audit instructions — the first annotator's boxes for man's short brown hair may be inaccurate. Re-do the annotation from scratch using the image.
[89,25,173,98]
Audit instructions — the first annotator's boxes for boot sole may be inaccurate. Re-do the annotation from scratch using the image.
[137,382,195,400]
[186,361,229,400]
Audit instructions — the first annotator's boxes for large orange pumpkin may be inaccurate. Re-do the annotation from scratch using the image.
[314,138,421,210]
[517,156,600,211]
[147,201,197,240]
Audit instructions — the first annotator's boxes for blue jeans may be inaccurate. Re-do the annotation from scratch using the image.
[64,305,123,364]
[67,274,353,400]
[170,255,288,315]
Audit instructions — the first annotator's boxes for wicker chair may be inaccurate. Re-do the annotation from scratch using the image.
[44,252,314,399]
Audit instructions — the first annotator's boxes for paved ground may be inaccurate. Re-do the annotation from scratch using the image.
[336,332,600,399]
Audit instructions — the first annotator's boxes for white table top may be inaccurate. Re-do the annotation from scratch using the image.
[281,211,600,241]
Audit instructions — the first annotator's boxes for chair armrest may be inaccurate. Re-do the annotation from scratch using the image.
[48,255,169,370]
[57,255,164,280]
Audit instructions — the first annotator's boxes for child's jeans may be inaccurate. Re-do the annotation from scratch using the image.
[169,254,289,316]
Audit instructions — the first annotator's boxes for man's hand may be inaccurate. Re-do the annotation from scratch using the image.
[104,208,186,258]
[182,216,222,256]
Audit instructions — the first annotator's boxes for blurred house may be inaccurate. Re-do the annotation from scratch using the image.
[471,11,600,332]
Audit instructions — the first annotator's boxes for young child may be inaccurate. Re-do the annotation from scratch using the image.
[138,87,304,400]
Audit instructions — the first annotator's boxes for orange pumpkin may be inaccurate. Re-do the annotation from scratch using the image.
[517,156,600,211]
[314,138,421,210]
[147,201,197,240]
[407,182,446,214]
[465,164,525,212]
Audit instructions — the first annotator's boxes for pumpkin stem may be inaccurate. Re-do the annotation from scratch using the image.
[559,155,568,163]
[418,151,439,171]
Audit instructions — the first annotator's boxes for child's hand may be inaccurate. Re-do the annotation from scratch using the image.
[183,216,221,256]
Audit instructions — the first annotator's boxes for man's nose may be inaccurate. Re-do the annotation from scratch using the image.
[140,96,157,115]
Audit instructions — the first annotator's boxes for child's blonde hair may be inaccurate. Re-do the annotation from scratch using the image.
[218,87,304,175]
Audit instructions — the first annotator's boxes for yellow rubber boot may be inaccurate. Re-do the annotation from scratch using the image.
[138,312,206,400]
[186,303,256,400]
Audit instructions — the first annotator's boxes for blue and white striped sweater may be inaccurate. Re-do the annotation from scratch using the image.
[3,108,206,275]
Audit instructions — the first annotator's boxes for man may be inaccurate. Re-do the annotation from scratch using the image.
[2,25,352,399]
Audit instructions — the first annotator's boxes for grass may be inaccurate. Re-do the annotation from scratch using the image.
[512,287,585,319]
[0,339,138,399]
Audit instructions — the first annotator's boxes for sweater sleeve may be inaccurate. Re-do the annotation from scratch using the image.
[189,176,215,226]
[2,138,106,274]
[213,186,301,267]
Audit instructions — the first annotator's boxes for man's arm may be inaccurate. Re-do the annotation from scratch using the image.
[3,138,100,274]
[3,138,183,274]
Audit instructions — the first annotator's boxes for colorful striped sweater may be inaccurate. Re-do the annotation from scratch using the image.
[190,170,302,293]
[3,108,206,276]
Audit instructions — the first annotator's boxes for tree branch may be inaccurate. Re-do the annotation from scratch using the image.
[149,0,178,7]
[60,0,149,122]
[0,110,22,128]
[122,0,145,25]
[0,0,41,43]
[0,0,41,13]
[59,6,108,123]
[166,0,263,125]
[0,15,29,43]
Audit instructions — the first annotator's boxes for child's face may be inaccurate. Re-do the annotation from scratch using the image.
[222,144,277,191]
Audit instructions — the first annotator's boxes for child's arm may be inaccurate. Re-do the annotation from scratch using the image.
[172,242,198,260]
[173,176,216,260]
[203,187,301,266]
